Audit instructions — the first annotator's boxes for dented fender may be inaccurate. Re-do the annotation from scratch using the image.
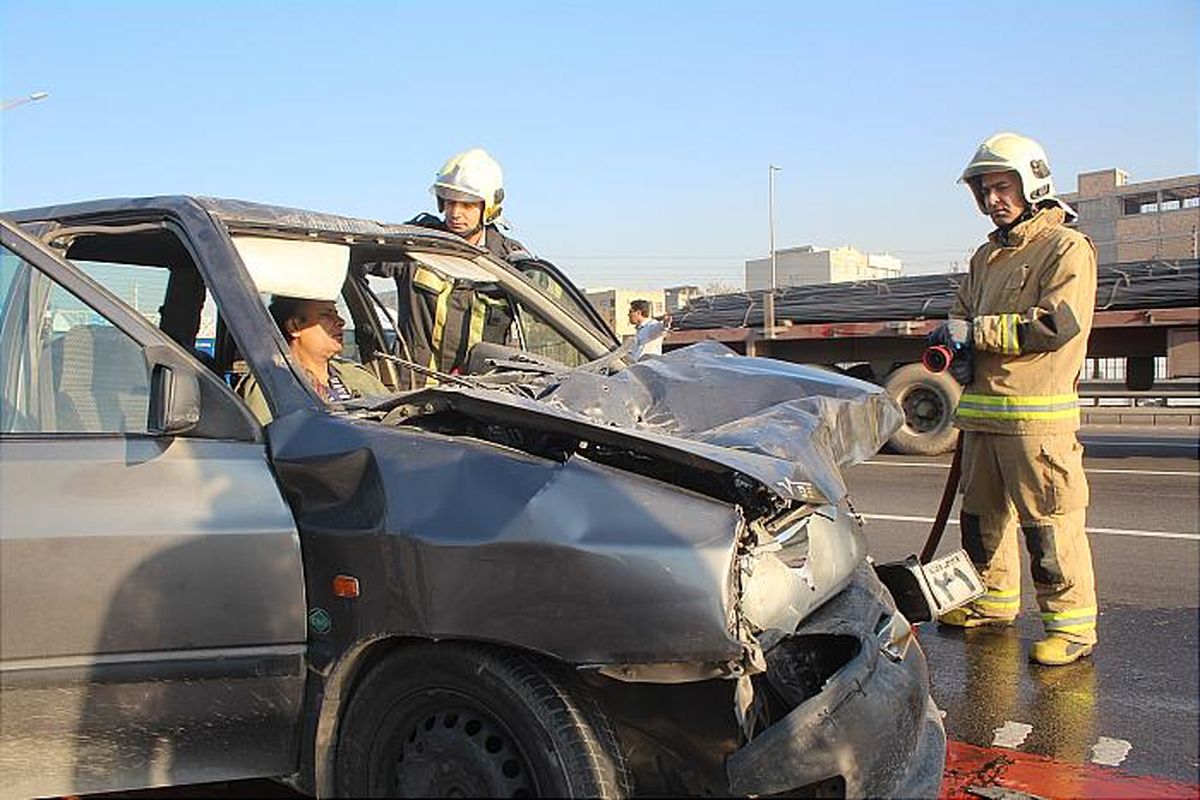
[267,409,746,669]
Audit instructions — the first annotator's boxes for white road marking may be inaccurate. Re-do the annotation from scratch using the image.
[992,720,1034,749]
[1082,440,1199,449]
[861,460,1199,477]
[1090,737,1133,767]
[860,513,1200,541]
[1079,468,1198,477]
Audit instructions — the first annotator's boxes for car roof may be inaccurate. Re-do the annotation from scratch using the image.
[3,194,468,246]
[4,195,619,347]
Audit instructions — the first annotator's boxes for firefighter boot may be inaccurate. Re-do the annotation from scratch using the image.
[1031,635,1093,666]
[939,604,1016,628]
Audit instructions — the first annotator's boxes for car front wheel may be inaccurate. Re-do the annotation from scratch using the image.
[335,642,631,798]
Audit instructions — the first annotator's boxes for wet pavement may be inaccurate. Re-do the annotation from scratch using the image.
[925,609,1198,793]
[849,425,1200,797]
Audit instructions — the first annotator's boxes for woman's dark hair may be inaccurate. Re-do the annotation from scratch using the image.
[268,295,306,338]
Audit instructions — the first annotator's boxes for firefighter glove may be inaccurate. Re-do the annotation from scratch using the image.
[949,344,974,386]
[928,318,972,348]
[928,320,974,385]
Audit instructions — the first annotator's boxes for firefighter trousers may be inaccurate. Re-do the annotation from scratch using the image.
[959,431,1098,645]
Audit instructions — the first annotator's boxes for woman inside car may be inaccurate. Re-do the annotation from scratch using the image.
[239,294,388,423]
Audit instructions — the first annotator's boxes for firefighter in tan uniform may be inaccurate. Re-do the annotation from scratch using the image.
[935,132,1099,666]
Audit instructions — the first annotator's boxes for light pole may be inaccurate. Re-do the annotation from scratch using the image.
[765,164,782,339]
[1,91,49,112]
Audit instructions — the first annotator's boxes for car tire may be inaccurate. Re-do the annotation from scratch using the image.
[884,364,961,456]
[335,642,632,798]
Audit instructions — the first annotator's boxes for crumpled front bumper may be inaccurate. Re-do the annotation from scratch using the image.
[727,564,946,798]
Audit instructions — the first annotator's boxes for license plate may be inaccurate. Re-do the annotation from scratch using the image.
[921,549,984,614]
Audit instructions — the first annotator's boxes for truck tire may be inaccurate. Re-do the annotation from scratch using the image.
[884,364,961,456]
[335,642,631,798]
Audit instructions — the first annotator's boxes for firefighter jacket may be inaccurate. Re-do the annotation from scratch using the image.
[950,206,1098,435]
[392,261,515,387]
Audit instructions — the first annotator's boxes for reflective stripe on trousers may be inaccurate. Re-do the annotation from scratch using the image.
[976,587,1020,615]
[1042,606,1098,635]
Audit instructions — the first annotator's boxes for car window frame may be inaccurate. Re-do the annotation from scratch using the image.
[0,218,261,442]
[510,257,620,347]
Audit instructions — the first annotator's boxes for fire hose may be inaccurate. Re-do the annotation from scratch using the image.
[918,341,964,564]
[920,435,962,564]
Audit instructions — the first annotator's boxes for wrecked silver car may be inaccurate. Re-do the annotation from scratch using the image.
[0,197,946,798]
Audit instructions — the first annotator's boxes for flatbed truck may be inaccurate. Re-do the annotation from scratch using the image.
[666,261,1200,454]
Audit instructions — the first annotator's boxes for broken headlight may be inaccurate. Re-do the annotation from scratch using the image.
[764,634,861,707]
[740,507,867,640]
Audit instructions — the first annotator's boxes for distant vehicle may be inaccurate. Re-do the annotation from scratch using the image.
[0,197,952,798]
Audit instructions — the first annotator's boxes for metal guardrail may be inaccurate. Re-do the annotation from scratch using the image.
[1079,380,1200,399]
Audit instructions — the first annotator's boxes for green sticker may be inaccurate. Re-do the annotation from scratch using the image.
[308,607,332,634]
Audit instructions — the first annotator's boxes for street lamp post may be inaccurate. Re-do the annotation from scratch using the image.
[765,164,782,340]
[1,91,49,112]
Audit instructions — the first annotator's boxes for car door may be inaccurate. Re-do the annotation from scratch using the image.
[515,257,620,346]
[0,220,307,799]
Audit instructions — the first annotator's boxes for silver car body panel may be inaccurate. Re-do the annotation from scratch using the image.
[0,219,307,799]
[0,435,306,799]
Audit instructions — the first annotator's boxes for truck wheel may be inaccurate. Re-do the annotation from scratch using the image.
[335,642,631,798]
[884,364,961,456]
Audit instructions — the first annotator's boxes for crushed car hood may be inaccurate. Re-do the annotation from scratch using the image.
[377,342,903,507]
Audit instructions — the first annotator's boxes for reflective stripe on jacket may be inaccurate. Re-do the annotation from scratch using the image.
[951,207,1098,434]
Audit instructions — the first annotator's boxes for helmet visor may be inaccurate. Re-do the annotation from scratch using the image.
[432,183,486,205]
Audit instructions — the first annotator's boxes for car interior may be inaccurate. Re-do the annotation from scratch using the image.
[37,225,592,427]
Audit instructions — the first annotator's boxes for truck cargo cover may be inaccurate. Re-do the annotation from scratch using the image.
[674,259,1200,330]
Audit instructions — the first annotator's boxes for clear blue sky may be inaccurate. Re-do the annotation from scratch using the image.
[2,1,1196,289]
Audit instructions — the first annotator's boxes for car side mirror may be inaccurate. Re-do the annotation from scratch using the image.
[149,363,201,435]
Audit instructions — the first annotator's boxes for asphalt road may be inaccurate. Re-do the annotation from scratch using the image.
[846,425,1200,789]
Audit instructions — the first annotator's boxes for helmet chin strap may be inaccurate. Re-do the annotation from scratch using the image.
[461,221,484,243]
[996,204,1035,245]
[1000,204,1034,231]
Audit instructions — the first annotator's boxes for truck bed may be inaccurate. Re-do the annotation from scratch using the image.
[672,259,1199,332]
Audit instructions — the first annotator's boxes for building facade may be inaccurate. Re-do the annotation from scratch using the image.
[745,245,902,290]
[664,285,703,314]
[1060,169,1200,265]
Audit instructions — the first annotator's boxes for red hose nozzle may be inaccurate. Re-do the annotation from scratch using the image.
[922,345,954,373]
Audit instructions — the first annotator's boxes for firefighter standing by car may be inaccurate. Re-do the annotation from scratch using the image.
[933,132,1099,666]
[410,147,532,263]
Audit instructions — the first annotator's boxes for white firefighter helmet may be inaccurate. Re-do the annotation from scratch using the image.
[431,148,505,225]
[959,132,1075,221]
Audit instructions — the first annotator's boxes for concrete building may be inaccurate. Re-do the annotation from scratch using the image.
[585,287,666,339]
[1060,169,1200,265]
[664,285,703,314]
[745,245,902,290]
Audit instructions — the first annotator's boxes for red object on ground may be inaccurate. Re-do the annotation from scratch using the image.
[941,740,1200,800]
